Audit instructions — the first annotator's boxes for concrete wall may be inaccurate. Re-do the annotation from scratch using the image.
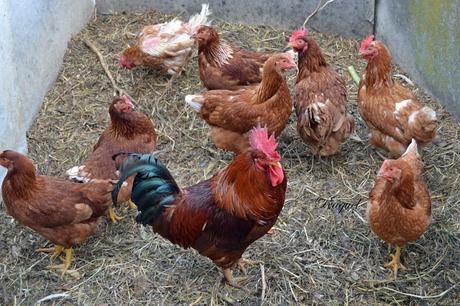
[96,0,374,38]
[0,0,94,192]
[376,0,460,119]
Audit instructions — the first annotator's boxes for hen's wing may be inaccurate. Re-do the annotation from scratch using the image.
[19,177,111,229]
[199,88,284,134]
[221,48,271,84]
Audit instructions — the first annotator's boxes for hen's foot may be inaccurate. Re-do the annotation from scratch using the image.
[107,207,124,223]
[36,244,65,260]
[267,227,275,235]
[46,248,74,277]
[127,199,137,210]
[384,245,407,278]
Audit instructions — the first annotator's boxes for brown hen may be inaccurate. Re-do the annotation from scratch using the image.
[185,52,295,154]
[67,95,156,222]
[367,139,431,278]
[0,150,114,276]
[358,35,437,157]
[288,28,355,156]
[195,25,272,90]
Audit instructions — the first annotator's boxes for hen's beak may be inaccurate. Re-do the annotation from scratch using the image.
[270,161,282,168]
[121,95,135,109]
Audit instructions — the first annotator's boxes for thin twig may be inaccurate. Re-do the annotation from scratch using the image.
[303,0,337,27]
[36,293,70,304]
[83,38,133,100]
[260,264,266,301]
[379,285,456,299]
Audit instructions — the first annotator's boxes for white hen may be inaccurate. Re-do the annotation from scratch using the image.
[120,4,211,75]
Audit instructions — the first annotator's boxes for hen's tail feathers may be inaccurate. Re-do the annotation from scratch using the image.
[185,94,204,112]
[409,106,437,140]
[112,153,180,225]
[302,101,333,141]
[66,165,90,183]
[187,3,212,34]
[401,139,424,177]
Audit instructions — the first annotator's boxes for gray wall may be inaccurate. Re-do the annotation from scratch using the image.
[0,0,94,190]
[376,0,460,119]
[96,0,374,38]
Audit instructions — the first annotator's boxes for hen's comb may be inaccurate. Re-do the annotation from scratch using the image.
[249,125,279,159]
[289,27,308,43]
[360,35,375,52]
[120,94,134,108]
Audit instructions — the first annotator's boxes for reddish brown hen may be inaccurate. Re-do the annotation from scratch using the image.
[112,126,287,287]
[358,35,437,157]
[120,4,210,75]
[195,25,272,90]
[288,28,354,156]
[185,52,295,153]
[368,139,431,278]
[67,95,156,222]
[0,150,114,276]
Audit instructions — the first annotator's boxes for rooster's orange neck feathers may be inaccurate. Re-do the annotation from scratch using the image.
[213,150,285,221]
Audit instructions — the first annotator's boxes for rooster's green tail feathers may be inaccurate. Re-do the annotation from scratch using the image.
[112,153,180,225]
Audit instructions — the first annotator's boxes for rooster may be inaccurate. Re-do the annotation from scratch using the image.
[195,25,272,90]
[185,52,295,153]
[288,28,355,156]
[120,4,211,75]
[358,35,437,157]
[368,139,431,278]
[112,126,287,287]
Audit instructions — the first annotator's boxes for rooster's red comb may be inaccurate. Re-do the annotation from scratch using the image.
[249,125,280,160]
[360,35,375,52]
[289,27,308,43]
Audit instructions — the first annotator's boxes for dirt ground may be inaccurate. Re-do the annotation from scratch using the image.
[0,10,459,305]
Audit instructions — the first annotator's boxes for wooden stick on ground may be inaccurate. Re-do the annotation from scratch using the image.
[83,38,135,101]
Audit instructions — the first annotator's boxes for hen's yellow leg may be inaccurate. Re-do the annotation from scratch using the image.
[47,248,74,277]
[127,199,137,210]
[107,206,123,223]
[36,244,64,260]
[384,245,407,278]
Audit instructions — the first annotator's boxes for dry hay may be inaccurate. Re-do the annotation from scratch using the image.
[0,10,459,305]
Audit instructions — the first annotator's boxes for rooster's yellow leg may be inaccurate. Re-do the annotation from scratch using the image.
[127,199,137,210]
[107,207,124,222]
[384,245,407,278]
[237,258,260,274]
[222,268,249,291]
[36,244,65,260]
[46,248,74,277]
